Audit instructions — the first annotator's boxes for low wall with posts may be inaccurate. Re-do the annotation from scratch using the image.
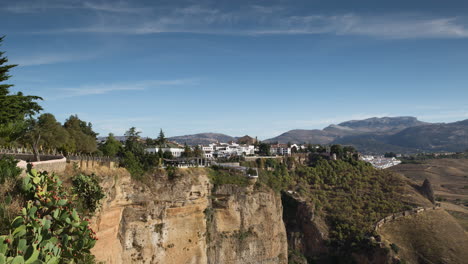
[67,156,118,170]
[1,148,118,174]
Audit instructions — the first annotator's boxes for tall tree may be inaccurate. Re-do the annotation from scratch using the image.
[20,113,68,161]
[258,142,271,156]
[181,143,193,158]
[63,115,98,154]
[0,36,42,125]
[193,145,203,158]
[124,127,144,154]
[157,129,166,146]
[99,133,122,157]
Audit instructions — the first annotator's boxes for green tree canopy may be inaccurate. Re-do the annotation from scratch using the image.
[20,113,69,161]
[181,143,193,158]
[99,133,122,157]
[258,142,271,156]
[193,145,204,158]
[0,36,42,124]
[124,127,144,154]
[157,128,166,146]
[62,115,98,154]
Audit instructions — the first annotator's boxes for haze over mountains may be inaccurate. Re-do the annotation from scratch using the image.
[168,116,468,154]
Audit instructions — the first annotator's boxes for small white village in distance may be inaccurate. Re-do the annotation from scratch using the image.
[97,134,405,170]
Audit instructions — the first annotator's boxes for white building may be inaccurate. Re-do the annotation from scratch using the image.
[145,147,185,158]
[201,142,255,158]
[270,144,291,156]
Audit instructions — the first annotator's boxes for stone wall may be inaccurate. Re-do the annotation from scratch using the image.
[68,156,117,170]
[16,156,67,174]
[374,205,442,231]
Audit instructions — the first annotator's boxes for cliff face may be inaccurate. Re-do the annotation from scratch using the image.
[90,168,287,264]
[281,193,328,259]
[206,185,288,264]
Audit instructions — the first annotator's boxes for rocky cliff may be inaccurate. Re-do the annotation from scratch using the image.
[90,168,287,264]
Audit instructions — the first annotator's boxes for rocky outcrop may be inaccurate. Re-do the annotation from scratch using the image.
[281,193,328,260]
[420,178,435,204]
[206,185,288,264]
[90,168,287,264]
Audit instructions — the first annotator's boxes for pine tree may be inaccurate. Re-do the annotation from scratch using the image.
[157,128,166,146]
[0,36,43,124]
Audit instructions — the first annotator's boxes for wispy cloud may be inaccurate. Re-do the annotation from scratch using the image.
[36,9,468,39]
[11,53,96,66]
[2,0,148,14]
[6,1,468,39]
[81,2,150,13]
[54,79,196,98]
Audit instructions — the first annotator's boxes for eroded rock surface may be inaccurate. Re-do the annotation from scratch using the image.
[91,168,287,264]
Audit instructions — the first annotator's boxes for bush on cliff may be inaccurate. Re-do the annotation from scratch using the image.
[72,173,105,214]
[0,166,103,263]
[208,166,249,186]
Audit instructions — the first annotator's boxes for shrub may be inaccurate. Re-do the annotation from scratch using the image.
[208,167,249,186]
[72,173,105,214]
[0,155,22,184]
[0,168,99,263]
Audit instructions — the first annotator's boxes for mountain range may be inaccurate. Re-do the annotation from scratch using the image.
[168,117,468,154]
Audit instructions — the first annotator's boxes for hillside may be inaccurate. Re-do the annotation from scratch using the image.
[332,116,426,134]
[168,132,235,145]
[385,120,468,152]
[265,116,427,146]
[378,209,468,264]
[390,158,468,231]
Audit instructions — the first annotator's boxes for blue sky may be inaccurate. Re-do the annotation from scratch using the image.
[1,0,468,139]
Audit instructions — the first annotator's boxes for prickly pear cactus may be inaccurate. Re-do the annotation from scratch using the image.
[0,168,98,263]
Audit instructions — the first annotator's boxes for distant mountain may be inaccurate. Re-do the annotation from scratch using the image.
[168,133,235,145]
[265,129,336,145]
[328,116,427,134]
[333,119,468,154]
[385,120,468,152]
[265,116,468,154]
[265,116,427,144]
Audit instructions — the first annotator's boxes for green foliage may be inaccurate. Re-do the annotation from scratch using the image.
[0,168,99,263]
[62,115,98,154]
[257,143,271,156]
[192,146,203,158]
[0,36,43,125]
[258,164,292,192]
[330,144,344,158]
[0,156,21,235]
[0,156,21,184]
[390,243,400,254]
[208,166,249,187]
[98,133,122,157]
[72,174,105,214]
[181,144,193,158]
[120,151,145,179]
[288,249,308,264]
[20,114,69,160]
[157,129,166,145]
[271,158,407,253]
